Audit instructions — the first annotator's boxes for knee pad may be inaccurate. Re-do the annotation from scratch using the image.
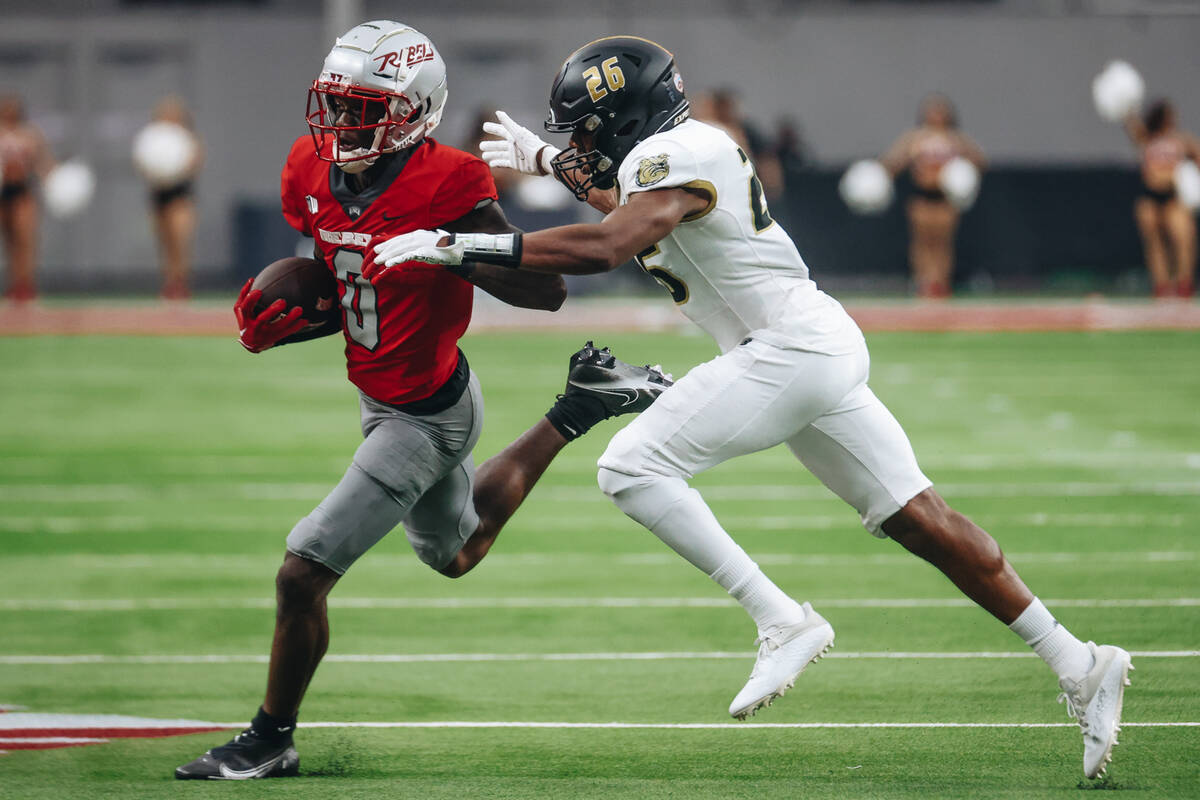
[596,465,642,500]
[597,423,652,477]
[597,466,691,530]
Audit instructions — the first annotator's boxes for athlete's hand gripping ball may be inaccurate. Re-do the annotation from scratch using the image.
[233,279,307,353]
[479,111,560,176]
[367,229,463,281]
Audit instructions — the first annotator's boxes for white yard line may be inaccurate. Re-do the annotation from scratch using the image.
[0,736,109,744]
[211,720,1198,730]
[543,482,1200,502]
[2,596,1196,612]
[2,650,1195,666]
[1,480,1199,504]
[7,550,1196,571]
[2,513,1193,535]
[2,451,1197,474]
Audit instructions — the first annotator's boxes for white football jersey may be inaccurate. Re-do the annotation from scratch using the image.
[618,119,863,355]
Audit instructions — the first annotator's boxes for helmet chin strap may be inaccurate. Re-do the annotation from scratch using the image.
[333,92,442,173]
[333,141,379,173]
[333,117,396,173]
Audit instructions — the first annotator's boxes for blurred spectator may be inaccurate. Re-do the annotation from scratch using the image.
[881,93,986,299]
[1124,99,1200,299]
[135,96,204,300]
[0,93,54,302]
[773,116,811,173]
[693,88,784,201]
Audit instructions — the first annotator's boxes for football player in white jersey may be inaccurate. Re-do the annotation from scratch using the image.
[372,36,1131,780]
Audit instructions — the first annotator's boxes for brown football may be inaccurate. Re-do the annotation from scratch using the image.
[251,256,339,331]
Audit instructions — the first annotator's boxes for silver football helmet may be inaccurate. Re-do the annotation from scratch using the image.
[306,20,448,173]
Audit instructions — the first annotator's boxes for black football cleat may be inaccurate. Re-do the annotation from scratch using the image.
[545,342,674,441]
[564,340,673,417]
[175,727,299,780]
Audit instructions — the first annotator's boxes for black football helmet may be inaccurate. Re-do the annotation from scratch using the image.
[545,36,689,200]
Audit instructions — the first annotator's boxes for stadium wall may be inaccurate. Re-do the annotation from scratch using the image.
[0,5,1196,285]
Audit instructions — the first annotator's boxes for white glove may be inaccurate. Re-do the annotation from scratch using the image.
[479,110,560,176]
[371,229,464,271]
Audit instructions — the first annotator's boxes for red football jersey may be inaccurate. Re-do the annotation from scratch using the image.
[280,135,497,404]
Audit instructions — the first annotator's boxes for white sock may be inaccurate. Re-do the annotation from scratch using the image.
[600,471,805,632]
[1009,597,1094,679]
[710,551,807,633]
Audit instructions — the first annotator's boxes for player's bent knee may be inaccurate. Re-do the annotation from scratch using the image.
[275,553,338,613]
[598,466,693,532]
[884,490,951,552]
[597,465,663,505]
[597,465,635,500]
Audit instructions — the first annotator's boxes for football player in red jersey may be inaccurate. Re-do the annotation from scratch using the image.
[176,21,671,780]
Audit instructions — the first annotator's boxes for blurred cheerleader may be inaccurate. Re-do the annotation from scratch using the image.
[881,94,985,299]
[0,94,54,302]
[1125,100,1200,298]
[135,97,203,300]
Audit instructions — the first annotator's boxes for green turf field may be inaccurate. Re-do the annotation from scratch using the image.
[1,330,1197,798]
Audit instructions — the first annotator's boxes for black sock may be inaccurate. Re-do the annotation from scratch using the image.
[545,393,610,441]
[251,706,296,739]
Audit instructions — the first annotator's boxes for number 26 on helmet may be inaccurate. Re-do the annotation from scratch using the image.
[544,36,690,200]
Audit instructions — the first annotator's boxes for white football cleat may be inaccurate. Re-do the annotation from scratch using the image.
[729,603,834,720]
[1057,642,1133,779]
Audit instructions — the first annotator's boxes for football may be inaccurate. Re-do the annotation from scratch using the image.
[251,256,339,331]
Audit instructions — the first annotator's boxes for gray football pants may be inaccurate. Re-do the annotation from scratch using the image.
[286,373,484,574]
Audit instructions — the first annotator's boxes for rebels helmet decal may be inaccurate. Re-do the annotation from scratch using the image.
[545,36,689,200]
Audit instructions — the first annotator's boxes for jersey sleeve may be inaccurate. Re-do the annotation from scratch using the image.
[428,156,499,227]
[618,135,706,199]
[280,137,312,236]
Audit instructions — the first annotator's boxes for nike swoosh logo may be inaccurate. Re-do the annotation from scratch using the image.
[567,381,640,407]
[217,750,293,780]
[381,212,405,222]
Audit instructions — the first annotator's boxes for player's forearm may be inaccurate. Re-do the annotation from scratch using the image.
[451,262,566,311]
[517,192,689,274]
[275,316,343,348]
[518,224,633,275]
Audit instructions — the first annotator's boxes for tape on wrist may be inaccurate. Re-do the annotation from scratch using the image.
[537,146,561,177]
[449,232,523,269]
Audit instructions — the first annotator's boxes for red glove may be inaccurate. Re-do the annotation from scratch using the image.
[362,234,390,284]
[233,278,307,353]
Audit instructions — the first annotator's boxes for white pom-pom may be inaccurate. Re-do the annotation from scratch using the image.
[1092,60,1145,123]
[43,160,95,218]
[939,157,980,210]
[1175,161,1200,211]
[839,159,893,215]
[132,121,197,187]
[514,174,573,211]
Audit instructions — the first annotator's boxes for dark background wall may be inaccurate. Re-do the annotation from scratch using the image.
[0,0,1194,291]
[777,166,1147,293]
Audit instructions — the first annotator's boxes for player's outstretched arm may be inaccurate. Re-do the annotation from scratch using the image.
[371,188,707,277]
[513,188,704,274]
[441,201,566,311]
